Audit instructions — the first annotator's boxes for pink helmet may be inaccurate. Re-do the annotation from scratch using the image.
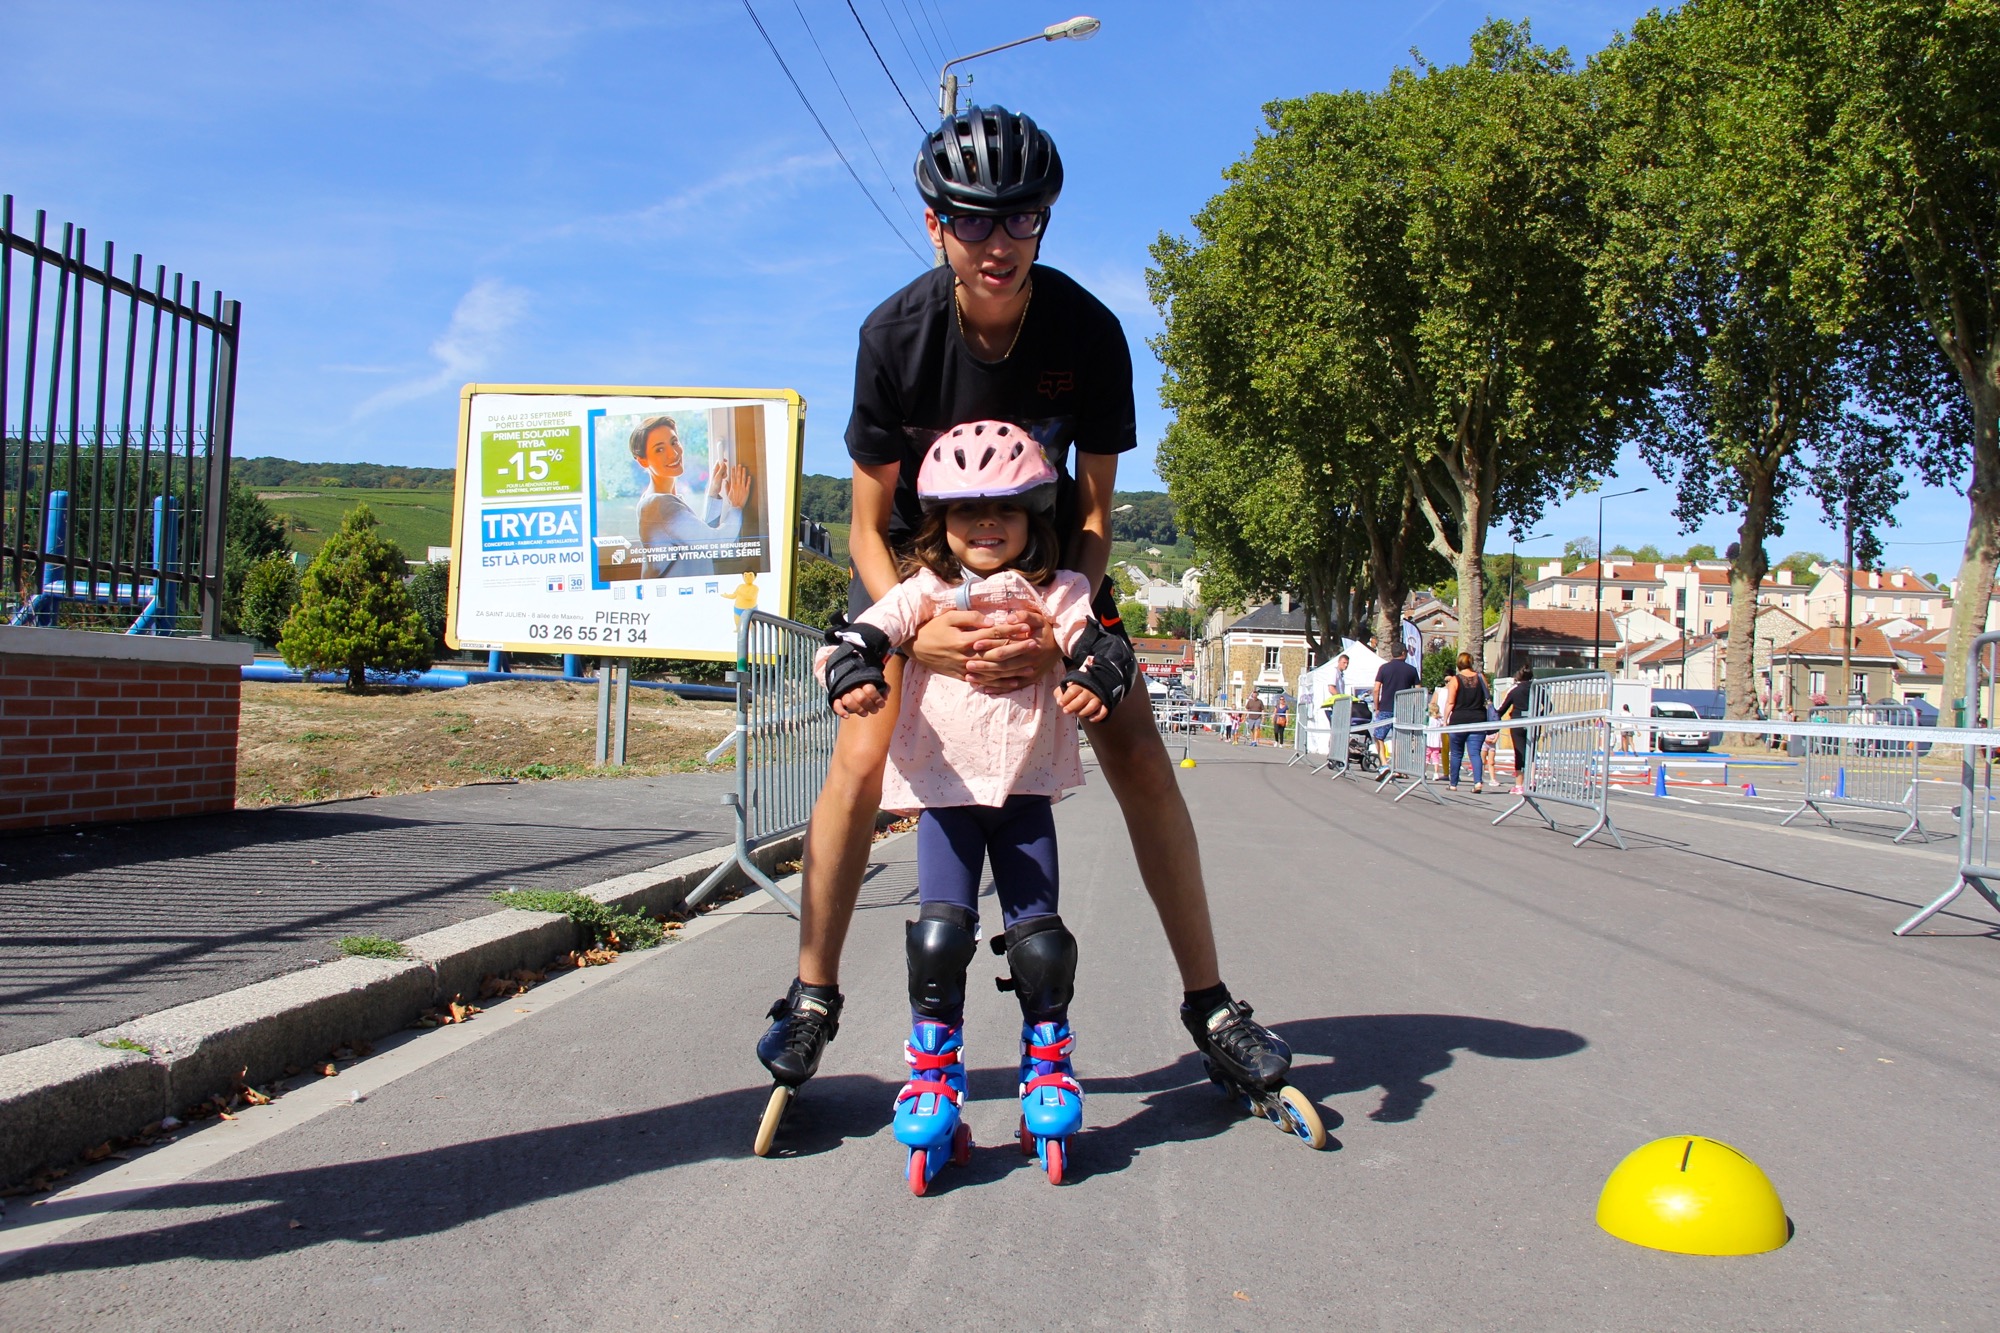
[917,420,1057,516]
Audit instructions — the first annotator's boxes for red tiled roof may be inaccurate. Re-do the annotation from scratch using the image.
[1502,608,1616,645]
[1828,568,1943,594]
[1775,625,1900,660]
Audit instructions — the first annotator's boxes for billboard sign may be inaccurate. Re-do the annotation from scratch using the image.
[447,384,804,660]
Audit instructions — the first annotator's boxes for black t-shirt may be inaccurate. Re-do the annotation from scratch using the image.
[1373,657,1419,710]
[845,263,1137,561]
[1500,680,1532,721]
[1449,671,1490,724]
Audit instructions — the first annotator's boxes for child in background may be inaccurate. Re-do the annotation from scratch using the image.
[816,420,1135,1193]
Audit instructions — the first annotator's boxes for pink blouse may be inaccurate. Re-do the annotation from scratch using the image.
[817,568,1097,811]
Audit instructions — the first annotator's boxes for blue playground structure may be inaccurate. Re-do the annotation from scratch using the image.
[8,490,188,632]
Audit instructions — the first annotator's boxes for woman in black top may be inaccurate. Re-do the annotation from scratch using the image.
[1443,652,1492,792]
[1497,665,1535,794]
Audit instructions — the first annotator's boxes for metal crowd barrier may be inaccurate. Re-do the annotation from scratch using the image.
[1897,630,2000,935]
[1286,696,1354,777]
[682,611,837,917]
[1375,687,1441,803]
[1782,703,1925,843]
[1493,672,1624,849]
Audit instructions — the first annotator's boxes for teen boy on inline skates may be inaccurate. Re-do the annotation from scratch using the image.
[755,105,1296,1142]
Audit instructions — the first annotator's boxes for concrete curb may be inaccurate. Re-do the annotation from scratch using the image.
[0,826,818,1189]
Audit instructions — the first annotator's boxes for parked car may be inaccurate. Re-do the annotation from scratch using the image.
[1650,701,1711,752]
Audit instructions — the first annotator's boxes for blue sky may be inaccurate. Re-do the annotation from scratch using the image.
[0,0,1967,579]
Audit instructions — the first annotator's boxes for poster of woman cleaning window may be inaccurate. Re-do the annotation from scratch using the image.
[448,385,802,661]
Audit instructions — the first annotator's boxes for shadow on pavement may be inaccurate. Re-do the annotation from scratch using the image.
[4,1014,1585,1274]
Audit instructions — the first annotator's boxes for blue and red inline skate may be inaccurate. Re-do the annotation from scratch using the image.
[893,1020,974,1195]
[1014,1019,1083,1184]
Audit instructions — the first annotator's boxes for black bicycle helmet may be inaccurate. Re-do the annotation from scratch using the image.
[914,105,1063,216]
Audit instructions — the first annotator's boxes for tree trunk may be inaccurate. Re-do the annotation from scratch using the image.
[1361,484,1417,659]
[1725,465,1777,720]
[347,660,367,692]
[1453,487,1487,661]
[1942,371,2000,723]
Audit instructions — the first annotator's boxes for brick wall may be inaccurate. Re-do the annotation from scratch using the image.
[0,628,250,833]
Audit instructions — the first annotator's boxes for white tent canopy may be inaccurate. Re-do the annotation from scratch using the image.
[1293,639,1388,756]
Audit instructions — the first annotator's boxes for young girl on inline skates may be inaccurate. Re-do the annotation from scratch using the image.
[816,420,1136,1193]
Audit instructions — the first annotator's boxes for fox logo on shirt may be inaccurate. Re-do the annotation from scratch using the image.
[1038,370,1074,398]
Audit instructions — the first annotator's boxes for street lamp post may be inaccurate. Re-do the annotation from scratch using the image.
[1593,487,1649,670]
[1501,530,1552,676]
[939,17,1101,116]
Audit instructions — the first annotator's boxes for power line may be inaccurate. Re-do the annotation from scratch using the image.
[792,0,922,227]
[908,0,952,69]
[896,0,945,71]
[918,0,960,57]
[739,0,926,265]
[875,0,935,106]
[845,0,927,129]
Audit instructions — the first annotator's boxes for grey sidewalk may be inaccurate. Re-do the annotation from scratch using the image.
[2,741,1997,1328]
[0,774,734,1055]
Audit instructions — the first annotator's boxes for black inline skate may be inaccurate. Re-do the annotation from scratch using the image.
[1181,995,1325,1149]
[753,980,843,1156]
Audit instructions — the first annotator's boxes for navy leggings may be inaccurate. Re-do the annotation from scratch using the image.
[916,794,1060,927]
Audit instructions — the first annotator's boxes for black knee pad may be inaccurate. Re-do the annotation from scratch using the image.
[990,914,1078,1023]
[906,902,978,1020]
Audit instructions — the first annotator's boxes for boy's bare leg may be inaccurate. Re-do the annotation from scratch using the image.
[795,656,903,987]
[1083,691,1221,992]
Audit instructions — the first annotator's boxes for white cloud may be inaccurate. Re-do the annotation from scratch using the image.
[352,278,528,417]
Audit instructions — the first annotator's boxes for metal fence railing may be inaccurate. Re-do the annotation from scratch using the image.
[1897,631,2000,935]
[1375,687,1441,803]
[682,612,837,917]
[3,196,240,637]
[1782,703,1925,844]
[1492,672,1624,849]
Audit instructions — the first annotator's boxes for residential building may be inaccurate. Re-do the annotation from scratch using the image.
[1525,559,1815,634]
[1129,636,1193,685]
[1404,596,1460,656]
[1770,625,1902,711]
[1804,567,1946,629]
[1220,599,1314,706]
[1485,608,1616,676]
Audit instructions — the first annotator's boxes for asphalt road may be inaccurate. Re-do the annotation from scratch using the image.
[0,774,734,1054]
[2,742,1996,1329]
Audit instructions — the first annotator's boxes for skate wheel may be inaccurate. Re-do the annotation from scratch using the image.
[952,1121,973,1167]
[1018,1115,1035,1158]
[1045,1137,1065,1186]
[753,1084,790,1158]
[1277,1085,1327,1150]
[908,1148,929,1196]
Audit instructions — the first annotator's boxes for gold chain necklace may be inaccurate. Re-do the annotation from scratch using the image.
[955,278,1033,362]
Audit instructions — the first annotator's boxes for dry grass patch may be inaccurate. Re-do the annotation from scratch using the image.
[237,680,732,806]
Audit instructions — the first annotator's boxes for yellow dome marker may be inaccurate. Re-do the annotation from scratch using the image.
[1597,1135,1789,1255]
[1179,757,1197,768]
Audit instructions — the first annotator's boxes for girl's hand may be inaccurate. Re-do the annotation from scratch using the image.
[833,682,886,718]
[1055,680,1108,723]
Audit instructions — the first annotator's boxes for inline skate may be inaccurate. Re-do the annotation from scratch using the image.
[894,1020,973,1195]
[1014,1020,1083,1184]
[752,980,843,1157]
[1183,996,1325,1149]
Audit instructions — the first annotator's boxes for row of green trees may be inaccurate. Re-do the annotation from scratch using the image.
[1150,3,1994,716]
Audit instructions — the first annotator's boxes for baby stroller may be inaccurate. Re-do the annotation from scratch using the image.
[1346,697,1380,774]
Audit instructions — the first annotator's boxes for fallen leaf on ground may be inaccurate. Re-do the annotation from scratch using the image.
[318,1063,339,1077]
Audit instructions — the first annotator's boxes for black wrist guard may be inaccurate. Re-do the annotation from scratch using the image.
[822,616,893,707]
[1061,618,1135,713]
